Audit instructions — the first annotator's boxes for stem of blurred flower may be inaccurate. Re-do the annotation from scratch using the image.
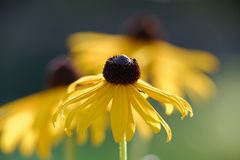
[65,137,76,160]
[119,134,127,160]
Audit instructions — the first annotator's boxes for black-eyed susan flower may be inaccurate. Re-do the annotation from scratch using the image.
[67,13,219,116]
[53,55,193,145]
[0,56,106,159]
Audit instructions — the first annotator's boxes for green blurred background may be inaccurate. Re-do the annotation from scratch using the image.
[0,0,240,160]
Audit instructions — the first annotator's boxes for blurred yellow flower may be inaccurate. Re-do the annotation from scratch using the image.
[0,87,66,157]
[53,55,192,143]
[67,14,219,116]
[0,56,106,158]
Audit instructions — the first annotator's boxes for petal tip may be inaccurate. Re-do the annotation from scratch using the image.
[64,128,72,137]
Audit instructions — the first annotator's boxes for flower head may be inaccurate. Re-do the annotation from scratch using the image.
[0,56,105,158]
[123,13,163,40]
[0,56,78,158]
[53,55,192,143]
[68,14,219,116]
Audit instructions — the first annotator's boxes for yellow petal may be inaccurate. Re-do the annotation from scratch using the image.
[62,81,104,106]
[64,83,110,136]
[164,104,174,115]
[19,130,37,156]
[52,81,105,127]
[0,111,34,154]
[124,87,135,141]
[68,74,104,93]
[68,33,129,74]
[90,114,107,146]
[132,108,153,140]
[77,131,88,145]
[184,71,216,101]
[128,86,161,132]
[136,80,193,118]
[128,85,172,142]
[156,41,219,72]
[68,32,112,48]
[37,130,52,158]
[110,85,129,143]
[76,84,112,135]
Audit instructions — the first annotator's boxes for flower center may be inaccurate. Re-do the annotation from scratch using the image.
[103,55,140,85]
[124,13,163,40]
[46,56,79,88]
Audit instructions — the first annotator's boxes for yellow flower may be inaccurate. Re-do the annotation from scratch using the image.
[53,55,192,143]
[0,87,66,157]
[0,56,106,158]
[67,14,219,115]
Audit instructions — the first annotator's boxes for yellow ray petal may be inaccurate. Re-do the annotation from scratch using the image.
[61,81,104,107]
[132,108,153,140]
[110,85,129,143]
[37,129,52,158]
[76,84,112,135]
[124,87,135,141]
[156,41,219,72]
[64,83,110,136]
[90,114,107,146]
[68,33,130,74]
[184,71,216,101]
[128,86,161,132]
[128,85,172,142]
[164,104,175,115]
[68,32,112,47]
[136,80,193,118]
[0,111,34,154]
[52,82,105,126]
[68,32,124,52]
[19,130,37,156]
[68,74,104,93]
[77,131,88,145]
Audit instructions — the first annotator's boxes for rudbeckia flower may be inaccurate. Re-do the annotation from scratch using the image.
[67,14,219,115]
[0,56,106,158]
[53,55,193,143]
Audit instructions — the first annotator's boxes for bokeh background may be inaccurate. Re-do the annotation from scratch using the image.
[0,0,240,160]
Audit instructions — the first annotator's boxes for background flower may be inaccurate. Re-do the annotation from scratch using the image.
[0,56,106,159]
[67,13,219,115]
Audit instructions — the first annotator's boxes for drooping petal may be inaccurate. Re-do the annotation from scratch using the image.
[132,107,152,140]
[19,130,37,156]
[77,131,88,145]
[136,80,193,118]
[124,87,135,141]
[0,87,67,159]
[128,86,160,132]
[76,84,112,135]
[61,81,105,108]
[0,111,34,154]
[184,71,216,101]
[165,104,174,115]
[68,74,104,93]
[156,41,219,73]
[37,130,52,158]
[129,85,172,142]
[52,81,105,126]
[110,85,129,143]
[64,83,110,136]
[90,114,107,146]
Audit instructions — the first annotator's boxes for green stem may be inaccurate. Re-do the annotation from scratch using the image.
[119,134,127,160]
